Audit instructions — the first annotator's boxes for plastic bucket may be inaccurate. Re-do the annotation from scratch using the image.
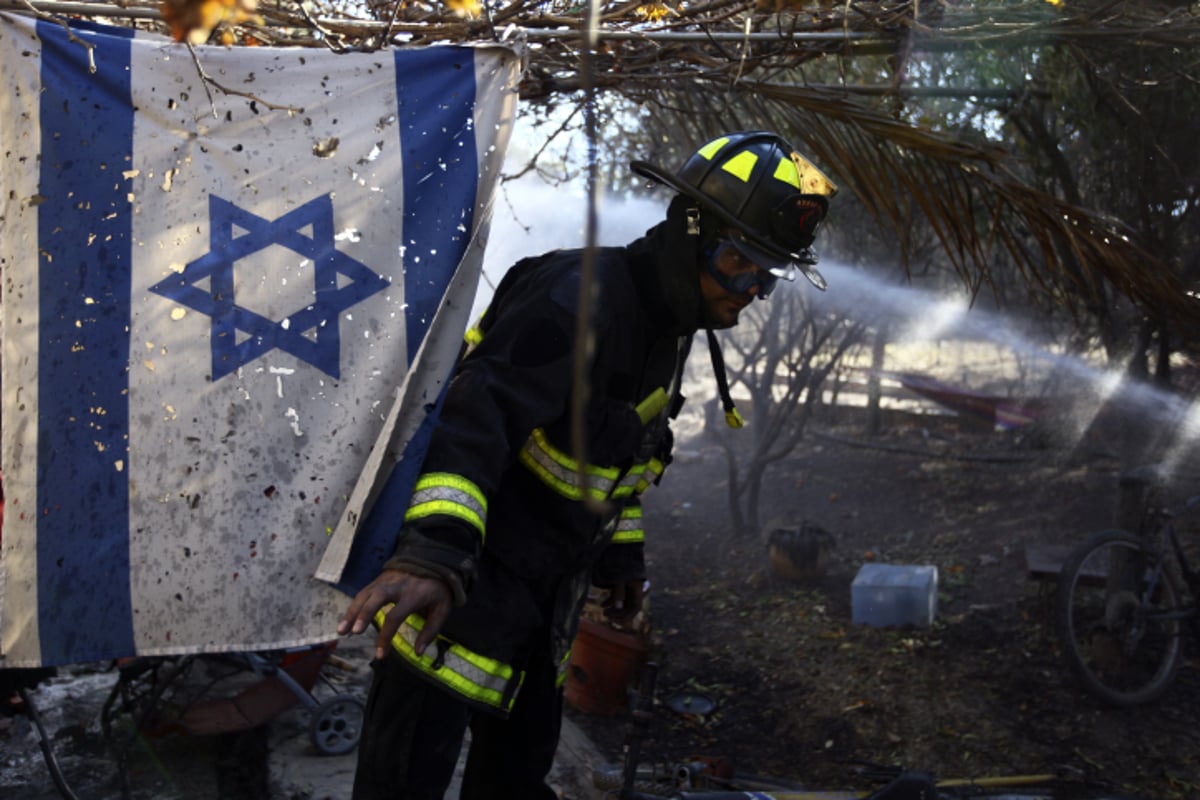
[563,617,646,716]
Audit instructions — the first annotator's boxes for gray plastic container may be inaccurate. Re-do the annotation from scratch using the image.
[851,563,938,627]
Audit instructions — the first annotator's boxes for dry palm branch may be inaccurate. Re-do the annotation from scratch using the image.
[6,0,1199,326]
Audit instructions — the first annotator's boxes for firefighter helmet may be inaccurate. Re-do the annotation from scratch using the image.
[632,131,838,290]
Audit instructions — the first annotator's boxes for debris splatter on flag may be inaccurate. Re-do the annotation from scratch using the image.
[0,14,518,667]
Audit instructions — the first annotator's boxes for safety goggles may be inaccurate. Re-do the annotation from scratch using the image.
[704,237,781,298]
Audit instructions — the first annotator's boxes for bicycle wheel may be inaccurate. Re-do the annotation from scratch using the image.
[1055,530,1184,706]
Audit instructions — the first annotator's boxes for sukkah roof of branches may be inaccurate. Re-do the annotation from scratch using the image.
[9,0,1200,329]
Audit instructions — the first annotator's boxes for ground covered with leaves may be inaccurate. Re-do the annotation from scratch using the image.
[567,409,1200,800]
[4,408,1198,800]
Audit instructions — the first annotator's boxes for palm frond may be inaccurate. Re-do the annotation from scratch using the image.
[12,0,1200,325]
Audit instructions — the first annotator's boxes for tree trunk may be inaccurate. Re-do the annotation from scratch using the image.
[738,460,768,537]
[866,323,889,437]
[725,453,746,536]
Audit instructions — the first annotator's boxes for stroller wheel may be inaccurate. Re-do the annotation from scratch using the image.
[309,693,365,756]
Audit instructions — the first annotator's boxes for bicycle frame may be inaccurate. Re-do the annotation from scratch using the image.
[1144,497,1200,632]
[1056,492,1200,706]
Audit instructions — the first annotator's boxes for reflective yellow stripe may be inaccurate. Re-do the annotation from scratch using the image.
[721,150,758,183]
[376,607,522,712]
[697,136,730,161]
[614,458,664,497]
[518,428,619,501]
[463,308,488,352]
[556,648,573,688]
[635,388,668,425]
[773,155,801,189]
[517,430,666,502]
[405,472,487,540]
[611,506,644,544]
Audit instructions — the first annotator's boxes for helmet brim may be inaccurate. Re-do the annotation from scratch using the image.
[632,159,828,291]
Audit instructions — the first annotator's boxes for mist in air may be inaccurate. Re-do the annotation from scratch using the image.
[481,177,1200,480]
[810,262,1200,477]
[476,176,665,320]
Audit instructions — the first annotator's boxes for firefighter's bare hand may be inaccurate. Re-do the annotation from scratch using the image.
[602,580,646,623]
[337,568,453,661]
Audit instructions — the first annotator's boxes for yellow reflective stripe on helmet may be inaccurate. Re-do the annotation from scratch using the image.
[518,428,619,501]
[721,150,759,183]
[375,607,521,712]
[697,136,730,161]
[773,156,801,190]
[611,505,644,544]
[405,472,487,540]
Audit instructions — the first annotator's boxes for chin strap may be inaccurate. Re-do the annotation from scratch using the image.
[705,328,744,429]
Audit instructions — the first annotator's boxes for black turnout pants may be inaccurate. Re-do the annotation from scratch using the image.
[351,643,563,800]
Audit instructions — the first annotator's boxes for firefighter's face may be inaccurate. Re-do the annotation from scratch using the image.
[699,235,776,329]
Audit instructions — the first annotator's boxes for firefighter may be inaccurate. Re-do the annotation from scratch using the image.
[338,130,838,800]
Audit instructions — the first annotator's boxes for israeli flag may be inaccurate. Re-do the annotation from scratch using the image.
[0,13,519,667]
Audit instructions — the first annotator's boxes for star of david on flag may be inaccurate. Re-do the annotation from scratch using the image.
[0,14,520,668]
[150,194,390,380]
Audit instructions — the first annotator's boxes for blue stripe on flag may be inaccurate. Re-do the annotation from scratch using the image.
[335,386,448,594]
[333,49,481,592]
[36,21,136,664]
[396,47,479,363]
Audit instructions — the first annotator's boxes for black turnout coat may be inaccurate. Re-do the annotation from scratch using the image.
[380,196,704,716]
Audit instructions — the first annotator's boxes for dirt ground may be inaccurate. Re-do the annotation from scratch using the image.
[3,404,1199,800]
[567,405,1200,800]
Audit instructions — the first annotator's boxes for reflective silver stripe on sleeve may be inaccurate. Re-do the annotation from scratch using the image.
[375,607,522,713]
[404,472,487,540]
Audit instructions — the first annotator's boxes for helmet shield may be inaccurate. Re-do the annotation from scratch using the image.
[727,228,828,291]
[725,231,792,277]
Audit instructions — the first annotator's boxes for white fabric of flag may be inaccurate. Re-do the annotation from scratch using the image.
[0,14,519,668]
